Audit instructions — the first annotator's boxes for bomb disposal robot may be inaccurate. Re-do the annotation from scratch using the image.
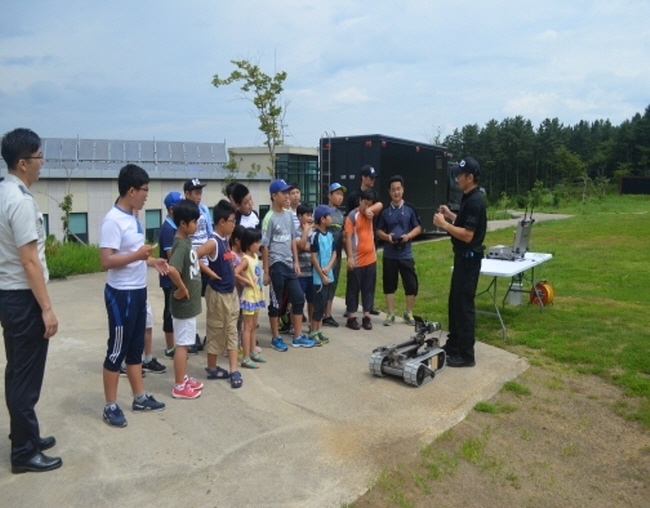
[369,316,446,387]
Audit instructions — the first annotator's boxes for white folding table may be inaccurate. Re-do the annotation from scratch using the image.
[477,252,553,339]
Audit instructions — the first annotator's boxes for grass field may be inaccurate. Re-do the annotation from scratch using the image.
[338,194,650,425]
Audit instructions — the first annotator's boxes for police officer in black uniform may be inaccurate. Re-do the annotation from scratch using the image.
[433,157,487,367]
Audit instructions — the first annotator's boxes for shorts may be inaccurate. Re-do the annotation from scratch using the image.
[312,283,334,322]
[267,262,304,318]
[382,257,418,296]
[172,316,197,347]
[205,286,239,354]
[298,276,314,304]
[103,285,147,372]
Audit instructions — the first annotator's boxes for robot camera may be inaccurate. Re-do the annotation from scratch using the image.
[413,315,441,334]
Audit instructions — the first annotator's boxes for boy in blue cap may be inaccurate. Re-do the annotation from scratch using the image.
[322,182,346,327]
[309,205,336,345]
[261,179,315,350]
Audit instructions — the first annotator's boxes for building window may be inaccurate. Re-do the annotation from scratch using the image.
[69,213,88,243]
[259,204,270,224]
[145,209,161,244]
[42,214,49,236]
[275,153,319,205]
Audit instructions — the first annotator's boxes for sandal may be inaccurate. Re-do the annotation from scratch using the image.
[205,366,230,380]
[240,357,259,369]
[249,353,266,363]
[230,371,243,389]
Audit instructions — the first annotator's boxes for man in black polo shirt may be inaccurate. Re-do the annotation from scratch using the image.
[433,157,487,367]
[376,175,422,326]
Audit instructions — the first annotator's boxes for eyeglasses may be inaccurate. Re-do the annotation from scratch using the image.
[136,187,149,192]
[23,155,44,160]
[226,219,236,224]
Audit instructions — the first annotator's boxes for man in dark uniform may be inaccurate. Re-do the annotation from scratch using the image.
[0,128,62,473]
[345,164,382,216]
[433,157,487,367]
[345,165,383,315]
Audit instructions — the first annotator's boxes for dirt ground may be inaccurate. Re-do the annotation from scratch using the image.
[352,355,650,508]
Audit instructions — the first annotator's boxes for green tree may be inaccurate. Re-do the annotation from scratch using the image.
[212,59,287,177]
[477,119,502,196]
[536,117,568,188]
[556,146,586,181]
[59,193,73,243]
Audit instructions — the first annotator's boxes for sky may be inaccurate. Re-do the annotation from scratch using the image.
[1,1,649,149]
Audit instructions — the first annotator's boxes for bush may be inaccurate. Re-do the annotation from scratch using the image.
[46,238,103,279]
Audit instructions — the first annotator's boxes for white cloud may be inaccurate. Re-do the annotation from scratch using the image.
[0,0,649,147]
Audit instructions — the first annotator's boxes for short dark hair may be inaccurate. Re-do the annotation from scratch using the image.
[388,175,404,188]
[360,188,376,204]
[225,181,238,199]
[231,183,250,205]
[297,203,313,216]
[1,128,41,169]
[230,224,245,248]
[172,199,200,227]
[213,199,236,224]
[118,164,149,197]
[241,227,262,253]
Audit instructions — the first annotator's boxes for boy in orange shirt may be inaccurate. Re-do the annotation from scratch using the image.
[343,189,377,331]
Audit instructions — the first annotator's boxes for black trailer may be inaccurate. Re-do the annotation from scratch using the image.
[319,134,452,234]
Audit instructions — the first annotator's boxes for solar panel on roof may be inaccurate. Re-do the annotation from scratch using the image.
[61,139,77,160]
[212,143,227,161]
[125,141,140,161]
[140,141,154,161]
[155,142,170,163]
[185,143,200,163]
[197,143,213,162]
[36,138,231,177]
[110,140,124,161]
[79,140,95,160]
[169,142,185,163]
[43,139,60,160]
[94,140,109,160]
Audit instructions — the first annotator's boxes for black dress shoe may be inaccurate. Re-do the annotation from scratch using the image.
[12,452,62,474]
[446,355,476,368]
[39,436,56,451]
[369,309,380,316]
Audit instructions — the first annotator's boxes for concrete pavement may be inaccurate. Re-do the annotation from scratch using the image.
[0,266,529,507]
[0,210,574,506]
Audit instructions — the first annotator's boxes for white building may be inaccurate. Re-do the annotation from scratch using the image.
[1,137,260,244]
[0,138,318,244]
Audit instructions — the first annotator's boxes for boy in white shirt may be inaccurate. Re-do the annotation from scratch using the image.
[99,164,169,427]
